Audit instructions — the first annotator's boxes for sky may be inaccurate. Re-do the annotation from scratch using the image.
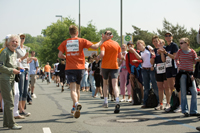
[0,0,200,42]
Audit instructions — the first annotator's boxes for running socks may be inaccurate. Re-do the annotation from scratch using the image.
[104,97,108,103]
[116,97,119,104]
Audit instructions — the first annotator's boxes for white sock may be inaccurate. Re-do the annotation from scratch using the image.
[104,97,108,103]
[116,97,119,103]
[75,102,79,106]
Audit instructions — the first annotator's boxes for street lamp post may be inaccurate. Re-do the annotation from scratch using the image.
[55,15,62,22]
[120,0,123,47]
[79,0,81,37]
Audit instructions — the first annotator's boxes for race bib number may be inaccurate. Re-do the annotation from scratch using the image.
[166,56,172,68]
[156,63,166,74]
[66,40,79,52]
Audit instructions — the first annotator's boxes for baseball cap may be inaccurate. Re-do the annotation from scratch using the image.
[5,34,11,40]
[165,32,173,36]
[18,33,26,38]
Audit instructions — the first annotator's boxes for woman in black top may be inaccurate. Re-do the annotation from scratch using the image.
[92,54,103,98]
[58,59,66,92]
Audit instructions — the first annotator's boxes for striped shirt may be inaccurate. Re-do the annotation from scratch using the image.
[175,49,197,72]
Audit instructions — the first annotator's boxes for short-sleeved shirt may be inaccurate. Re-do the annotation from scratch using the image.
[54,63,60,72]
[15,46,29,69]
[141,49,152,68]
[29,60,39,75]
[58,37,93,70]
[100,39,121,69]
[44,65,51,72]
[165,42,179,69]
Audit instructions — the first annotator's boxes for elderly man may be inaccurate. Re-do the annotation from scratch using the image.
[0,34,22,129]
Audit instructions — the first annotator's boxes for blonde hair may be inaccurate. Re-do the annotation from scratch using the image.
[137,40,146,46]
[69,25,78,35]
[159,39,165,46]
[180,37,190,47]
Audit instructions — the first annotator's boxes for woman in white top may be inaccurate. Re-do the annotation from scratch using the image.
[136,40,159,108]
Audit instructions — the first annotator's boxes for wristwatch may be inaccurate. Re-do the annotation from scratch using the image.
[165,52,168,56]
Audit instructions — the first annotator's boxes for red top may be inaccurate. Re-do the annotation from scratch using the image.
[126,50,143,74]
[175,49,197,72]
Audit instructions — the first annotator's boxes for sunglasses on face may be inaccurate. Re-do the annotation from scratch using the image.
[20,38,25,40]
[104,32,112,36]
[179,42,186,45]
[165,35,172,37]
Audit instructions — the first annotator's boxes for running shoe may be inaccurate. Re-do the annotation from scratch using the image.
[120,99,126,102]
[155,104,163,110]
[174,105,181,113]
[71,107,75,117]
[74,103,82,119]
[102,103,108,108]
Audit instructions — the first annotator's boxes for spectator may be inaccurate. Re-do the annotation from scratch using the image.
[0,34,22,129]
[16,33,31,117]
[80,59,90,92]
[175,37,200,117]
[151,36,170,110]
[136,40,159,108]
[88,56,96,97]
[29,51,39,98]
[197,26,200,44]
[126,42,143,104]
[92,54,103,98]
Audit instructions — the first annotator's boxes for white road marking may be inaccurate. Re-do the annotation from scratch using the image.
[43,127,52,133]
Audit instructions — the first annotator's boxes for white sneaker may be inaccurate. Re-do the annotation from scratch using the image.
[120,99,126,102]
[155,104,163,110]
[164,103,170,110]
[174,105,181,113]
[127,99,132,103]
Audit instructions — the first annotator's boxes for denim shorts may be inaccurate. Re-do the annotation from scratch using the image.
[102,68,118,80]
[65,70,84,84]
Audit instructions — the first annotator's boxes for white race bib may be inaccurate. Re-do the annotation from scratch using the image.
[66,40,79,52]
[156,63,166,74]
[166,56,172,68]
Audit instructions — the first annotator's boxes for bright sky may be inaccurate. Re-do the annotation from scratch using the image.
[0,0,200,42]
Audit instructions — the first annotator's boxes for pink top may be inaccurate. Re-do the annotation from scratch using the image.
[175,49,197,72]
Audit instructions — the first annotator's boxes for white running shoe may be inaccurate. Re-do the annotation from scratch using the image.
[174,105,182,113]
[120,99,126,102]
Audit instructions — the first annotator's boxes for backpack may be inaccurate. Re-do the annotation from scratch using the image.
[167,90,180,112]
[146,88,158,108]
[132,80,142,105]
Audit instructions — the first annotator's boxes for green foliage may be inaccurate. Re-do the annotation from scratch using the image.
[39,17,76,65]
[98,27,120,44]
[0,42,3,48]
[130,25,154,48]
[157,18,198,49]
[81,21,101,42]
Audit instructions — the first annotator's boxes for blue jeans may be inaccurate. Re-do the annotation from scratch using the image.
[141,68,159,105]
[89,74,96,96]
[19,70,29,101]
[180,74,197,114]
[80,73,89,88]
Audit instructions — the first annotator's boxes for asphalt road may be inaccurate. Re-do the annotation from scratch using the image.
[0,79,200,133]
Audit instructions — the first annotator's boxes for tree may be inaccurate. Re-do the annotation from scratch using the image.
[39,17,76,65]
[81,21,101,42]
[99,28,120,44]
[130,25,154,47]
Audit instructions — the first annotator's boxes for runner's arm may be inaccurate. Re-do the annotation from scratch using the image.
[58,51,66,59]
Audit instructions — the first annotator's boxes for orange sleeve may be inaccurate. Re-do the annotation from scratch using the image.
[58,41,66,54]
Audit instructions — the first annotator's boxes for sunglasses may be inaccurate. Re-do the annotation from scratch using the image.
[165,35,172,37]
[179,42,186,45]
[104,31,112,36]
[20,38,25,40]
